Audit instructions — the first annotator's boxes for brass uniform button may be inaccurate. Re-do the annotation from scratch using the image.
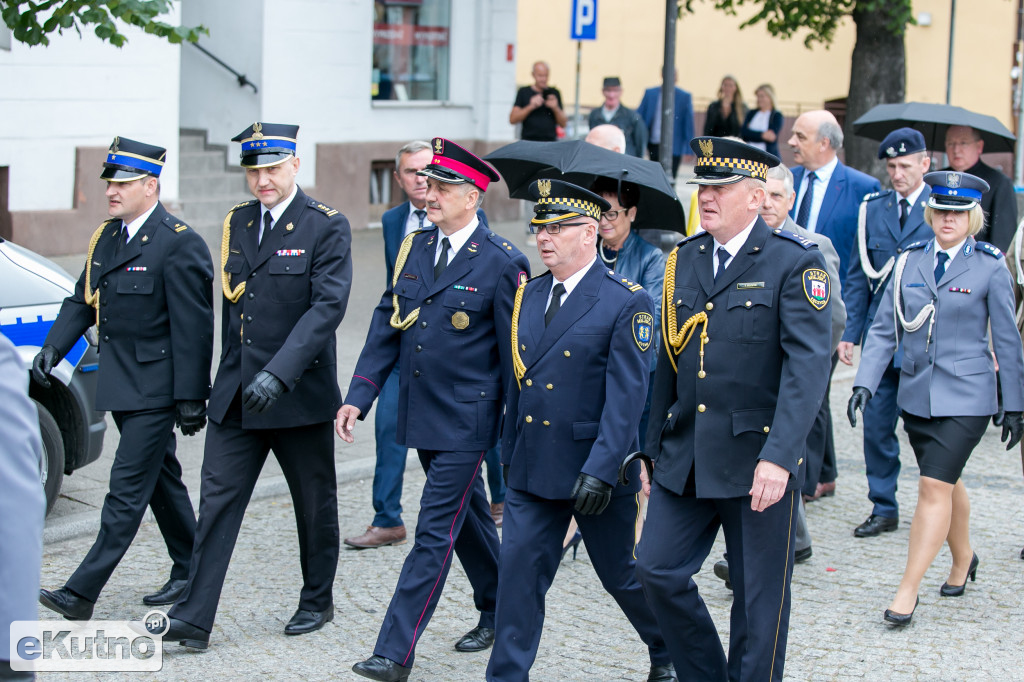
[563,350,571,357]
[763,426,770,433]
[698,370,706,378]
[705,302,713,311]
[521,344,526,351]
[525,415,533,423]
[697,404,706,413]
[525,379,533,386]
[745,301,752,308]
[797,457,804,465]
[546,383,553,390]
[543,420,550,426]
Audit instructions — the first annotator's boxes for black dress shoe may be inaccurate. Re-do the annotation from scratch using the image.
[454,625,495,652]
[794,546,813,563]
[39,587,94,620]
[284,604,334,635]
[713,558,732,590]
[352,655,411,681]
[144,615,210,650]
[854,514,898,538]
[940,553,979,597]
[648,662,678,681]
[142,579,188,606]
[883,596,919,626]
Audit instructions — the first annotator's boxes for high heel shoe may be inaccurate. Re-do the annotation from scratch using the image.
[939,553,979,597]
[883,596,919,626]
[561,530,582,561]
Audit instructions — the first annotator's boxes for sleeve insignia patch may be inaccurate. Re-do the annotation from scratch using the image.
[633,311,654,352]
[803,268,830,310]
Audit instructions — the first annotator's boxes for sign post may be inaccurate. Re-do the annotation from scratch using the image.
[570,0,598,139]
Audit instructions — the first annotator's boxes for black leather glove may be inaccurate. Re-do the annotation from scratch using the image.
[571,473,613,515]
[175,400,208,436]
[31,344,60,388]
[242,370,285,414]
[847,386,872,428]
[1000,411,1023,451]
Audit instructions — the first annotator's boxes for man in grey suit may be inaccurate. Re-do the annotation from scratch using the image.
[0,333,44,680]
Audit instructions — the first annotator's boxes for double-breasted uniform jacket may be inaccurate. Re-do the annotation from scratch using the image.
[346,223,530,452]
[45,202,214,411]
[855,237,1024,417]
[501,262,655,499]
[646,219,833,498]
[211,187,352,428]
[843,187,934,350]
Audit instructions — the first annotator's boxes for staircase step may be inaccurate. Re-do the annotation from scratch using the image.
[180,174,248,199]
[180,151,239,176]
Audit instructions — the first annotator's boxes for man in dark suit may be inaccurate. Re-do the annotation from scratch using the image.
[636,137,832,681]
[486,180,674,682]
[838,128,934,538]
[338,138,530,682]
[636,72,694,178]
[35,137,214,621]
[942,125,1018,250]
[151,123,352,649]
[587,77,647,158]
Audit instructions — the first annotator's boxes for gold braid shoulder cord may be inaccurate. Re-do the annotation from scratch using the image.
[83,221,113,327]
[510,279,528,389]
[390,231,422,330]
[662,246,710,375]
[221,207,246,303]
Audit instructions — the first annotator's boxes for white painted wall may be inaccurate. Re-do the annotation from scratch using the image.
[0,10,181,211]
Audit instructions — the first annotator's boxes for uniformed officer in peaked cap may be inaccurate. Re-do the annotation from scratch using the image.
[635,137,832,681]
[485,179,674,681]
[36,136,214,620]
[838,127,934,538]
[337,138,530,682]
[151,122,352,649]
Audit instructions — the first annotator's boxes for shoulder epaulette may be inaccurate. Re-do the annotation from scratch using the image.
[607,269,645,293]
[309,199,340,217]
[904,240,929,252]
[862,189,891,203]
[486,232,522,259]
[771,228,817,250]
[975,241,1003,258]
[162,215,192,233]
[676,231,707,247]
[230,199,257,211]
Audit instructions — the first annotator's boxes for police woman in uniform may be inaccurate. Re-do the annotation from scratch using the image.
[849,171,1024,625]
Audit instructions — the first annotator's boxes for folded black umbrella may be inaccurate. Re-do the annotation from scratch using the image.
[852,102,1015,154]
[484,139,686,232]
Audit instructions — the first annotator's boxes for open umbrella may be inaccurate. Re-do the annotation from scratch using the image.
[484,139,686,232]
[852,102,1015,153]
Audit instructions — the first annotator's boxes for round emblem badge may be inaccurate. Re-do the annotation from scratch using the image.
[452,311,470,329]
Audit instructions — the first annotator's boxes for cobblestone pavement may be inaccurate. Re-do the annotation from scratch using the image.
[36,216,1024,680]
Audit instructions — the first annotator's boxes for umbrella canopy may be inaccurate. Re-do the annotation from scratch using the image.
[852,102,1015,154]
[484,139,686,232]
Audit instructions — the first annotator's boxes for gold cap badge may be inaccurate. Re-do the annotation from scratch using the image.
[538,179,551,197]
[251,122,263,140]
[699,138,714,157]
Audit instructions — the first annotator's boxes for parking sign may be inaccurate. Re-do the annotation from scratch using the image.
[570,0,597,41]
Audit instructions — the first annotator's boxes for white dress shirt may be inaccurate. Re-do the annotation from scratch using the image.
[795,155,839,233]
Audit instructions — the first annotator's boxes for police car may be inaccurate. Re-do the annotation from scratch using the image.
[0,237,105,514]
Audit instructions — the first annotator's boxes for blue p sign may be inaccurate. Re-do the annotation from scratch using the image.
[571,0,598,41]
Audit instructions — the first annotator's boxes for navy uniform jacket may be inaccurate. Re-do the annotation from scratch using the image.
[855,238,1024,417]
[211,188,352,428]
[346,224,530,452]
[843,187,933,347]
[382,204,488,287]
[647,219,833,498]
[45,203,214,411]
[502,262,655,499]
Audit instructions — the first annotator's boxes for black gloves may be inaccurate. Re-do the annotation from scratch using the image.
[1000,411,1023,451]
[242,370,285,414]
[31,345,60,388]
[571,473,613,515]
[176,400,208,436]
[847,387,872,428]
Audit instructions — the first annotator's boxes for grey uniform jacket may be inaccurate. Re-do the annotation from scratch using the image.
[855,237,1024,418]
[783,216,846,353]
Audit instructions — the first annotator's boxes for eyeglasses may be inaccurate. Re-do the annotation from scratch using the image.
[599,209,627,222]
[528,221,589,235]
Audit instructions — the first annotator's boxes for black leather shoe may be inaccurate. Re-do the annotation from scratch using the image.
[284,604,334,635]
[145,615,210,650]
[794,546,813,563]
[454,625,495,652]
[648,662,678,681]
[854,514,898,538]
[713,558,732,590]
[142,579,188,606]
[883,596,919,626]
[39,587,94,620]
[939,553,979,597]
[352,655,411,681]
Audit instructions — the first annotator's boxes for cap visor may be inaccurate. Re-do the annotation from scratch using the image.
[240,152,294,169]
[926,196,977,211]
[687,173,746,186]
[417,167,470,185]
[100,167,150,182]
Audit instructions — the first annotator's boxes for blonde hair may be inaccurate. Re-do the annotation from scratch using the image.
[755,84,776,111]
[720,75,746,117]
[924,204,985,236]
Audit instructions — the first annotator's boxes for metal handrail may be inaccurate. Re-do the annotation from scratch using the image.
[191,42,258,94]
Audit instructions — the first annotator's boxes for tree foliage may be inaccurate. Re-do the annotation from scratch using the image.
[2,0,206,48]
[680,0,914,48]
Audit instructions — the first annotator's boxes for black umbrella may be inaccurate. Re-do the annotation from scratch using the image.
[852,102,1015,154]
[484,139,686,232]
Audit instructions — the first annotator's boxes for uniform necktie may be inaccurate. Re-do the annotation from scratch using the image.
[899,198,910,229]
[546,283,566,326]
[414,209,427,230]
[434,237,450,279]
[259,211,272,246]
[715,246,731,280]
[934,251,949,284]
[116,224,128,253]
[795,171,817,229]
